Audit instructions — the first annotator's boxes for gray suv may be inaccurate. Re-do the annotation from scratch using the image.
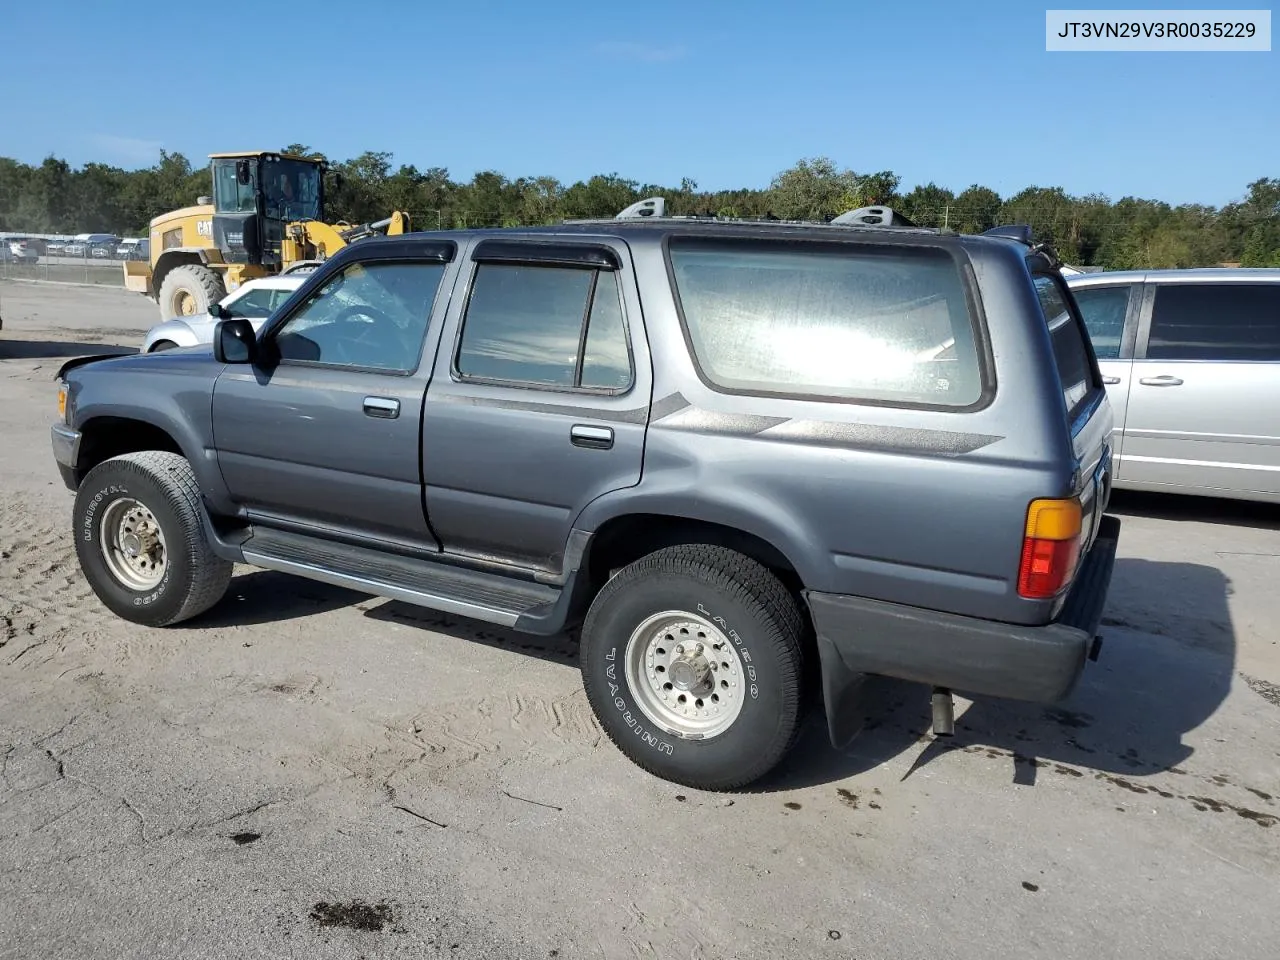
[50,203,1121,789]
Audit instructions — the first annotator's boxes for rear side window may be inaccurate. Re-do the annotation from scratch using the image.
[1071,284,1132,359]
[1147,283,1280,361]
[1033,274,1100,424]
[667,239,983,407]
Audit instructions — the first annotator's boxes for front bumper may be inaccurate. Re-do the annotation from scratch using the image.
[806,514,1122,748]
[51,423,82,490]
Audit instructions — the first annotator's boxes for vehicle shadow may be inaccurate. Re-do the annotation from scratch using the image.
[0,341,137,361]
[1109,488,1280,531]
[192,555,1235,792]
[363,601,580,669]
[192,570,365,627]
[759,558,1236,792]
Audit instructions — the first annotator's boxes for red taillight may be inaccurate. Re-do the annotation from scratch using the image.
[1018,497,1083,599]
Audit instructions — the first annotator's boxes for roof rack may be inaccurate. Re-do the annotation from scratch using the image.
[615,197,666,219]
[611,197,928,228]
[829,205,917,228]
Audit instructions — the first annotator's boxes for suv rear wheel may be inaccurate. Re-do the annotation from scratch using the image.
[580,544,807,790]
[73,451,233,627]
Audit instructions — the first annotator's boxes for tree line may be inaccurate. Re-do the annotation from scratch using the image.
[1,147,1277,268]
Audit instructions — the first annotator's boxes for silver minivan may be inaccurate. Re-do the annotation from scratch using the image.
[1066,267,1280,503]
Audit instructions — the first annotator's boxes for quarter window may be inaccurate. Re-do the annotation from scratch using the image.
[1071,284,1131,359]
[1147,283,1280,361]
[667,238,983,406]
[456,263,633,391]
[273,260,446,371]
[1033,274,1101,424]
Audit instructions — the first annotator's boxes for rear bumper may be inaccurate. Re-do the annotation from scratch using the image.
[806,514,1121,747]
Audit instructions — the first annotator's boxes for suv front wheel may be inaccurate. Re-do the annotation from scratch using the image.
[73,451,233,627]
[580,544,808,790]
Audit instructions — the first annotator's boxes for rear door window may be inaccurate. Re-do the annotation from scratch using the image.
[1032,273,1102,425]
[1146,283,1280,360]
[667,238,984,407]
[455,263,634,392]
[1070,284,1133,359]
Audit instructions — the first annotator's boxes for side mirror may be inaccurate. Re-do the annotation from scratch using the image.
[212,317,257,364]
[207,302,226,319]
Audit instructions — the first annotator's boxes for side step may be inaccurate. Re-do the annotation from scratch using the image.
[241,527,565,633]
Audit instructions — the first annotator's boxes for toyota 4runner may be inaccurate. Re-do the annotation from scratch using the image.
[50,201,1121,790]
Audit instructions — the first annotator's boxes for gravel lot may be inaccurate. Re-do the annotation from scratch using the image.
[2,279,1279,960]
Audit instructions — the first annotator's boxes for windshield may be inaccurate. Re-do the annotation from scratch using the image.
[262,157,322,222]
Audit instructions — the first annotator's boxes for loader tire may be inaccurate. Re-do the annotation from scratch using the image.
[158,264,225,318]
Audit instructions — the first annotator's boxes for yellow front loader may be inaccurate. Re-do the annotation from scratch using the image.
[123,151,410,318]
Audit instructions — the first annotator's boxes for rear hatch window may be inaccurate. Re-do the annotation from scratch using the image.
[1032,273,1103,428]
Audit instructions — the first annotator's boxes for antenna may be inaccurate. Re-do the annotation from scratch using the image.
[615,197,666,219]
[830,205,917,227]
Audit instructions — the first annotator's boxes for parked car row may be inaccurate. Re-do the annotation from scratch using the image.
[1,234,148,261]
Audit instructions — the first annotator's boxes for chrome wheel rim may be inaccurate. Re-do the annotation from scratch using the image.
[99,498,167,590]
[624,610,746,739]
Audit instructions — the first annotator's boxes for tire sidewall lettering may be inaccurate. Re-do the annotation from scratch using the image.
[605,645,674,757]
[80,479,172,603]
[696,601,760,700]
[82,483,129,542]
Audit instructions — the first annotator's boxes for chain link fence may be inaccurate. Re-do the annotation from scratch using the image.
[0,237,128,286]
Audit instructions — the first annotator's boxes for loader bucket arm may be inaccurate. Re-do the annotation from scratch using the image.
[282,211,412,267]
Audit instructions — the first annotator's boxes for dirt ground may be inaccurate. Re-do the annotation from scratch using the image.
[2,278,1279,960]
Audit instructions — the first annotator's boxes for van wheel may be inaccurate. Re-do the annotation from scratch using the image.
[73,451,232,627]
[580,544,807,790]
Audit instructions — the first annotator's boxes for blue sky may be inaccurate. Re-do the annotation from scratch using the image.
[0,0,1275,206]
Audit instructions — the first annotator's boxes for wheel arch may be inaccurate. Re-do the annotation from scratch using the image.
[152,249,219,302]
[74,415,186,484]
[576,513,808,599]
[569,482,829,596]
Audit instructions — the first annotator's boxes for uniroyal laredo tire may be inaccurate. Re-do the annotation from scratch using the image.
[73,451,232,627]
[580,544,807,790]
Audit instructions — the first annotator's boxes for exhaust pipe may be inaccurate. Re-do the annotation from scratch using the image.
[931,687,955,737]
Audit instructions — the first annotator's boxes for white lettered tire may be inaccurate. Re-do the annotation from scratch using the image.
[73,451,232,626]
[580,544,807,790]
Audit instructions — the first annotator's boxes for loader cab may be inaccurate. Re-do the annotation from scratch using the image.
[209,152,324,268]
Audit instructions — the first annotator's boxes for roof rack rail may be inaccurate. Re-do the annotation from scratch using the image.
[615,197,666,219]
[982,224,1033,244]
[829,205,917,228]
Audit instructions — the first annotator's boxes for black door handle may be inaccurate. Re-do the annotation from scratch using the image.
[571,424,614,450]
